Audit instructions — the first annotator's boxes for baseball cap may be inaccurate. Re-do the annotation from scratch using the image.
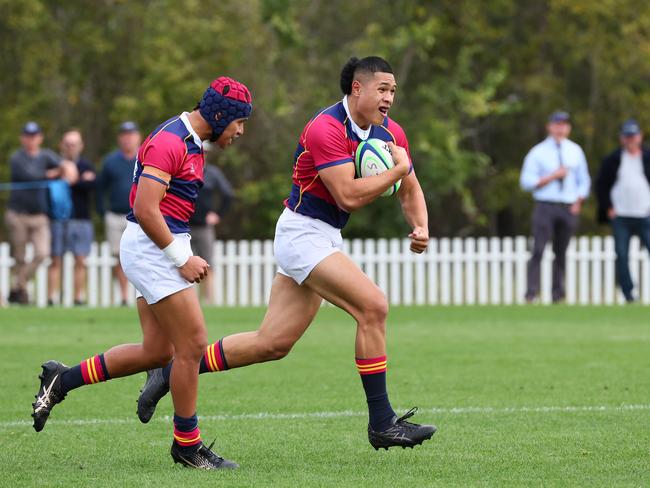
[118,121,139,133]
[620,119,641,136]
[548,111,570,123]
[22,121,42,135]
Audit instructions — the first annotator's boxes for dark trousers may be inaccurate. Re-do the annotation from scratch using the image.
[526,202,578,301]
[612,216,650,301]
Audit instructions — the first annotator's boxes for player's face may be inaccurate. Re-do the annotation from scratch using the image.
[216,118,247,148]
[356,72,397,126]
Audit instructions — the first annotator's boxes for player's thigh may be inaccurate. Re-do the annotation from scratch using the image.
[256,273,322,345]
[148,287,207,355]
[136,297,174,359]
[303,252,386,321]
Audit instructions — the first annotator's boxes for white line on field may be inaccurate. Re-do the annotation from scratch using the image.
[2,404,649,430]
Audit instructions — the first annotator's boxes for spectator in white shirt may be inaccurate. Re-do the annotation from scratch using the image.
[595,119,650,302]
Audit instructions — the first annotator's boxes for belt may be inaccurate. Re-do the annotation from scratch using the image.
[536,200,571,207]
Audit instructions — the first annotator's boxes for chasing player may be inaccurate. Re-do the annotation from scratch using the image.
[31,77,253,469]
[139,57,436,450]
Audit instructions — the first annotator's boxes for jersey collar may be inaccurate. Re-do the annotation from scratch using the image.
[342,96,371,141]
[180,111,203,148]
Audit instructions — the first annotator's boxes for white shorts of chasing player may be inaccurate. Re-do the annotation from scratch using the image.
[119,221,194,304]
[274,207,343,285]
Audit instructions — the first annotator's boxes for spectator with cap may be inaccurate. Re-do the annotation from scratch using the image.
[189,147,235,304]
[595,119,650,303]
[48,129,96,306]
[4,122,77,304]
[96,121,141,305]
[520,111,591,303]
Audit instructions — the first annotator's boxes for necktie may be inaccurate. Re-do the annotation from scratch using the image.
[556,141,564,192]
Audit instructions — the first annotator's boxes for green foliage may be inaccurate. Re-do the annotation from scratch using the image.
[2,0,650,238]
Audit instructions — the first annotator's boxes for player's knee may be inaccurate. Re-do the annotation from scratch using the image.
[147,348,174,368]
[176,334,207,362]
[358,293,388,329]
[262,337,295,361]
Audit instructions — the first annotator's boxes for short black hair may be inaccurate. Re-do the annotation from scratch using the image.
[339,56,394,95]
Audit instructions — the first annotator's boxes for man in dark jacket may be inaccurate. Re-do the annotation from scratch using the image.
[595,119,650,302]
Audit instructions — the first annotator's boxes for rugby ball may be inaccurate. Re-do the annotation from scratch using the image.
[355,139,401,196]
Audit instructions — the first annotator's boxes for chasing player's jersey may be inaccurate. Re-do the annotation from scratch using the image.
[126,112,204,233]
[284,100,412,229]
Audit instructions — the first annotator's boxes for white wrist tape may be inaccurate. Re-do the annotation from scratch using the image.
[162,238,191,267]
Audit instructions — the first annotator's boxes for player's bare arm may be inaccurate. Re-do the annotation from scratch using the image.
[133,165,208,283]
[319,142,409,212]
[397,170,429,253]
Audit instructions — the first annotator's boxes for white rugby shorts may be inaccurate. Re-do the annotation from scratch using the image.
[274,208,343,284]
[119,221,194,304]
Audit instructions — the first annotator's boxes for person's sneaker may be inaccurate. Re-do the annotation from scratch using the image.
[137,368,169,423]
[170,440,239,470]
[368,407,437,450]
[32,360,69,432]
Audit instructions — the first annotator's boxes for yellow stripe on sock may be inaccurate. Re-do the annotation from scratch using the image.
[87,358,99,384]
[208,344,218,372]
[356,361,387,371]
[358,365,388,374]
[174,434,201,444]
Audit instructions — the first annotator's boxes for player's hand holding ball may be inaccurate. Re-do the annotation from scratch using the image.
[179,255,210,283]
[409,226,429,254]
[386,142,410,179]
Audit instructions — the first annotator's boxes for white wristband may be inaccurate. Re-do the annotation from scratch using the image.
[162,238,191,267]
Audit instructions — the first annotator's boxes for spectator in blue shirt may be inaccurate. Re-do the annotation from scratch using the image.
[96,121,141,305]
[520,111,591,302]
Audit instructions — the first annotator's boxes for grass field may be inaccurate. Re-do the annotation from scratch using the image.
[1,305,649,487]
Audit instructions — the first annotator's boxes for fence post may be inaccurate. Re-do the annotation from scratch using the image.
[226,240,237,306]
[402,239,413,305]
[426,239,438,305]
[439,238,451,305]
[502,237,513,305]
[214,240,225,306]
[490,237,501,304]
[591,236,602,305]
[477,238,488,305]
[578,236,590,305]
[389,239,401,305]
[603,236,616,304]
[465,238,476,305]
[515,236,527,304]
[251,240,262,306]
[452,237,463,305]
[0,242,12,303]
[238,240,250,306]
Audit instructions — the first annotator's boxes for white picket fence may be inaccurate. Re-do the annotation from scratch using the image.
[0,236,648,307]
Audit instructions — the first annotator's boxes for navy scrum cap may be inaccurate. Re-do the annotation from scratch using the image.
[119,121,139,133]
[620,119,641,136]
[548,111,570,123]
[22,121,42,135]
[198,76,252,142]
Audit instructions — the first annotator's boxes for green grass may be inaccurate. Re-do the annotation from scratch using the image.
[1,305,649,487]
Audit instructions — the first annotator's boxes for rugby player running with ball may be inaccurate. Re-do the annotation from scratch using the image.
[139,57,436,450]
[31,77,252,470]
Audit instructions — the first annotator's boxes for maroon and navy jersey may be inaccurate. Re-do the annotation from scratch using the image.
[284,100,412,229]
[127,113,204,233]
